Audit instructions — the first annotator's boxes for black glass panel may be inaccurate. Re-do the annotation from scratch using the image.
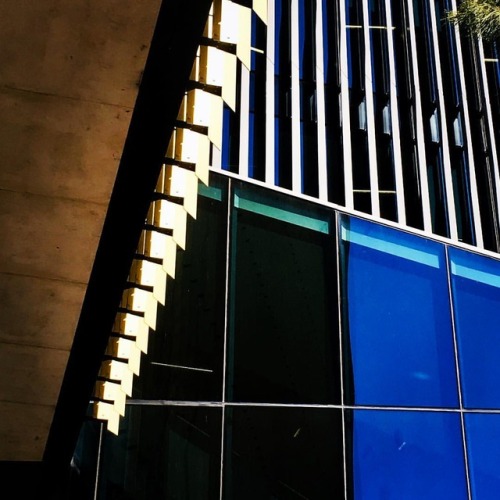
[323,0,345,206]
[248,13,267,181]
[223,406,344,499]
[134,176,228,402]
[227,184,340,404]
[97,405,222,500]
[275,0,293,189]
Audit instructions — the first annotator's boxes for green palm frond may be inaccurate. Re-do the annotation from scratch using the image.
[445,0,500,41]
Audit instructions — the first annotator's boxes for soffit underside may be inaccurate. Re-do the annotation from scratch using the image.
[0,0,162,461]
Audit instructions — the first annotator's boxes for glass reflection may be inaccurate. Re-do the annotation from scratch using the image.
[340,215,458,407]
[70,172,500,499]
[348,409,467,499]
[223,406,344,499]
[450,247,500,408]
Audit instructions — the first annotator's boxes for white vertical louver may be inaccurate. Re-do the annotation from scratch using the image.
[316,0,329,201]
[339,0,354,209]
[212,0,499,247]
[362,0,380,217]
[478,40,500,228]
[428,0,458,239]
[384,0,406,225]
[291,0,303,192]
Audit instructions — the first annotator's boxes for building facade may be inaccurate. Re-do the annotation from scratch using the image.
[63,0,500,498]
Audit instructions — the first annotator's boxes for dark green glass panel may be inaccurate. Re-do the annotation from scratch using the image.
[134,175,228,402]
[227,183,340,404]
[97,405,222,500]
[223,406,344,499]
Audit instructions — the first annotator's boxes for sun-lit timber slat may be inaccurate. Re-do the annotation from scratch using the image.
[94,381,126,416]
[91,0,266,434]
[148,198,189,250]
[120,286,158,330]
[128,257,167,305]
[92,401,121,436]
[213,0,252,69]
[161,164,200,219]
[113,312,150,353]
[186,89,224,150]
[195,45,238,113]
[98,359,134,398]
[140,229,178,278]
[173,128,211,187]
[253,0,267,24]
[105,336,142,377]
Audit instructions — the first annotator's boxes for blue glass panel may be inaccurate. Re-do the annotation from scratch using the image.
[274,0,281,71]
[274,117,280,184]
[299,0,305,80]
[450,247,500,408]
[465,413,500,499]
[221,106,231,171]
[346,0,353,89]
[350,410,467,500]
[340,215,458,407]
[494,42,500,84]
[322,0,329,81]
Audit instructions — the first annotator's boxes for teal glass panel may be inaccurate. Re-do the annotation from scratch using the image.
[97,405,222,499]
[465,413,500,499]
[227,182,340,404]
[450,247,500,408]
[349,409,467,499]
[339,215,458,407]
[223,406,344,499]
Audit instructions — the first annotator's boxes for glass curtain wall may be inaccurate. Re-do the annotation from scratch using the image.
[212,0,500,257]
[74,172,500,499]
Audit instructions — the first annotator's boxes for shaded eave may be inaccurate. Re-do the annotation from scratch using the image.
[44,0,213,469]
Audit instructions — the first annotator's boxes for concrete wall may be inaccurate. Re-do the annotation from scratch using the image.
[0,0,161,461]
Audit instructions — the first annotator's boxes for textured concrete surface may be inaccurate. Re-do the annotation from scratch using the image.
[0,0,162,460]
[0,402,56,461]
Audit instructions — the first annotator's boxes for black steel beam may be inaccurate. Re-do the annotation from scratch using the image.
[42,0,212,488]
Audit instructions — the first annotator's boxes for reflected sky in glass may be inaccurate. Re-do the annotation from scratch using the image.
[340,215,458,407]
[465,413,500,499]
[450,247,500,408]
[349,409,467,499]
